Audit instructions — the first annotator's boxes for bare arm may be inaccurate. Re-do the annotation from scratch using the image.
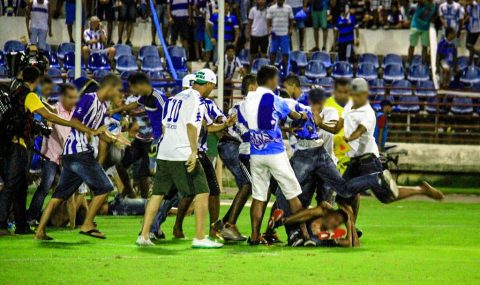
[108,101,139,115]
[376,128,384,151]
[35,108,97,136]
[26,1,32,34]
[284,207,325,225]
[185,123,198,172]
[344,125,367,143]
[48,1,52,36]
[288,110,307,121]
[206,115,236,133]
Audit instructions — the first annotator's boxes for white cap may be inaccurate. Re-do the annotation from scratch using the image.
[350,78,369,93]
[194,68,217,85]
[182,74,196,88]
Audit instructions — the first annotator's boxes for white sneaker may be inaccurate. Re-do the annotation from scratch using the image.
[192,236,224,249]
[136,235,155,246]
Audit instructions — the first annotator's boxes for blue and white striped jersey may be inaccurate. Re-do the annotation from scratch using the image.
[439,2,465,32]
[83,28,105,51]
[63,92,107,155]
[169,0,191,18]
[228,99,250,155]
[198,98,226,152]
[466,1,480,33]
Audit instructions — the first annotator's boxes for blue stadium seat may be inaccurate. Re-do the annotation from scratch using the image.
[171,56,187,72]
[383,64,404,81]
[116,54,138,72]
[298,75,311,92]
[408,64,430,81]
[56,42,75,60]
[142,56,163,72]
[390,80,412,97]
[314,77,334,94]
[410,55,423,66]
[451,96,474,115]
[460,66,480,84]
[238,49,250,66]
[46,51,60,68]
[251,58,270,74]
[148,71,166,87]
[358,53,379,69]
[415,80,436,97]
[120,71,134,80]
[311,51,332,68]
[89,53,110,71]
[457,56,470,71]
[290,51,308,68]
[93,69,111,79]
[139,45,160,61]
[383,53,403,66]
[47,68,63,84]
[167,46,186,58]
[397,94,420,113]
[66,69,87,82]
[332,61,353,79]
[372,94,395,111]
[115,44,132,61]
[305,60,326,79]
[356,62,378,81]
[4,40,25,53]
[425,96,447,114]
[63,52,85,70]
[369,78,385,97]
[0,51,5,67]
[0,66,9,79]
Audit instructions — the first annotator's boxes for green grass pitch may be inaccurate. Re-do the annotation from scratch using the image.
[1,198,480,284]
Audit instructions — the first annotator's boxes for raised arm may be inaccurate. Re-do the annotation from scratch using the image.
[344,124,367,143]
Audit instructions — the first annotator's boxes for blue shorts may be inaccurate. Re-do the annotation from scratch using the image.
[292,7,305,29]
[270,35,290,55]
[195,18,205,42]
[65,2,85,25]
[53,151,113,200]
[218,140,250,187]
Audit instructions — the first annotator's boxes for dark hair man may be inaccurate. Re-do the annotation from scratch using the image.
[374,100,393,152]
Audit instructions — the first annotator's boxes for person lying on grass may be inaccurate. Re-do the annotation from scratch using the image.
[269,202,359,247]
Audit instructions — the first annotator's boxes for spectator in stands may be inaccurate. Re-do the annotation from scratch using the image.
[284,74,307,103]
[334,4,360,63]
[118,0,138,46]
[215,44,245,107]
[27,83,79,225]
[96,0,115,46]
[202,0,217,68]
[238,0,251,52]
[439,0,465,37]
[1,0,22,16]
[168,0,193,51]
[65,0,84,43]
[374,99,392,152]
[82,16,116,67]
[208,1,240,51]
[436,27,458,88]
[464,0,480,64]
[386,0,405,29]
[305,0,330,51]
[248,0,269,64]
[151,0,169,46]
[287,0,305,50]
[370,0,389,28]
[361,1,375,28]
[267,0,294,72]
[192,0,207,60]
[407,0,436,65]
[26,0,51,51]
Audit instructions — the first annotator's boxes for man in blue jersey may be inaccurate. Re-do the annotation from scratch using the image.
[374,100,392,152]
[207,1,240,50]
[334,4,360,63]
[35,74,130,240]
[465,0,480,63]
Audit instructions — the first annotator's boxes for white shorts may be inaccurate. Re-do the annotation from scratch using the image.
[250,151,302,202]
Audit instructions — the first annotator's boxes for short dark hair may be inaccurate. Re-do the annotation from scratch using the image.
[256,65,278,86]
[127,72,151,86]
[445,27,456,37]
[335,209,349,223]
[226,44,235,51]
[284,75,301,87]
[380,99,393,108]
[241,74,257,96]
[308,87,327,104]
[100,73,122,88]
[22,66,41,83]
[279,89,290,99]
[41,76,53,85]
[59,83,76,96]
[334,78,350,89]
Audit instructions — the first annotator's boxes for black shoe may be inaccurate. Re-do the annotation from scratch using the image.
[27,220,39,228]
[262,231,283,244]
[247,236,270,246]
[151,41,157,46]
[117,39,123,45]
[69,39,75,44]
[310,47,320,52]
[126,40,132,46]
[303,239,317,247]
[356,228,363,238]
[288,230,304,247]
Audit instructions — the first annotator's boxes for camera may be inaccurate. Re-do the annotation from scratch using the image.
[6,45,48,78]
[31,120,52,137]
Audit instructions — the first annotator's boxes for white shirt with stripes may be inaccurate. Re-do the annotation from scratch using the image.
[30,0,49,31]
[83,28,106,51]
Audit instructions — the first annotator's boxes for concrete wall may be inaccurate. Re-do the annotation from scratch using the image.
[0,16,474,56]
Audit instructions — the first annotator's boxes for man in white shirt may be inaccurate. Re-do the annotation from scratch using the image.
[248,0,269,62]
[267,0,294,72]
[439,0,465,35]
[136,69,233,249]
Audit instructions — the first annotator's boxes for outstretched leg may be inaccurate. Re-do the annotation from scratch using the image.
[395,181,444,202]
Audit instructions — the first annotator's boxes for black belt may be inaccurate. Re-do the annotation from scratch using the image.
[351,153,376,162]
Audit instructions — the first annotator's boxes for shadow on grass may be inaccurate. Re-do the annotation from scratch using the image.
[36,240,92,249]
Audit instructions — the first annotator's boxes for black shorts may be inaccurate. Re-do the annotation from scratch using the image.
[466,32,480,48]
[121,139,151,178]
[171,17,190,42]
[118,2,137,23]
[337,41,355,63]
[198,151,220,196]
[250,35,269,54]
[97,1,115,21]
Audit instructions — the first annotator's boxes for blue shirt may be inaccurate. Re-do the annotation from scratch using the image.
[437,37,457,65]
[137,88,168,140]
[374,111,388,150]
[335,14,358,44]
[169,0,191,18]
[242,87,292,156]
[209,12,239,42]
[297,92,309,106]
[198,98,225,151]
[290,104,319,140]
[466,2,480,33]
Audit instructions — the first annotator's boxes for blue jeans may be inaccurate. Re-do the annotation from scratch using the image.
[218,140,250,187]
[150,194,179,234]
[30,28,48,50]
[27,160,59,221]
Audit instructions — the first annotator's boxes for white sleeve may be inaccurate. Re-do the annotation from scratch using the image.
[248,7,254,20]
[356,111,376,132]
[186,96,204,126]
[267,7,272,19]
[322,108,339,122]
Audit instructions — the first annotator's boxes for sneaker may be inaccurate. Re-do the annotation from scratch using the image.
[126,40,132,46]
[27,220,39,227]
[309,47,320,52]
[192,236,224,249]
[267,209,284,230]
[304,239,317,247]
[136,235,155,246]
[288,230,303,247]
[356,228,363,238]
[220,223,246,242]
[247,236,270,246]
[380,170,398,197]
[149,232,158,241]
[262,231,282,244]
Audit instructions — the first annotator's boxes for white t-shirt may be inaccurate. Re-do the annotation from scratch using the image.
[317,107,339,162]
[157,89,207,161]
[248,6,268,37]
[342,101,380,158]
[267,4,294,36]
[286,0,303,9]
[439,2,465,32]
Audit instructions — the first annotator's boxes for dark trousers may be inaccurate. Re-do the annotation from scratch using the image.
[0,144,29,231]
[198,151,220,196]
[27,160,60,221]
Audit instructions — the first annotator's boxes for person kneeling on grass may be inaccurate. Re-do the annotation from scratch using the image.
[269,202,359,247]
[35,74,130,240]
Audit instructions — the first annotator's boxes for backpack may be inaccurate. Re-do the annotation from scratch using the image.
[0,84,26,153]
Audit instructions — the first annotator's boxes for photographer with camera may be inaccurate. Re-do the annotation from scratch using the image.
[0,66,104,236]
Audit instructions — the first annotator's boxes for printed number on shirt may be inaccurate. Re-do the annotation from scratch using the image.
[166,98,183,123]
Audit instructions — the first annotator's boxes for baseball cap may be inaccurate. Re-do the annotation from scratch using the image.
[350,78,369,94]
[182,74,196,88]
[194,68,217,85]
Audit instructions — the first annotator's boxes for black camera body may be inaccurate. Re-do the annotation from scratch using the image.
[6,47,48,78]
[31,120,52,137]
